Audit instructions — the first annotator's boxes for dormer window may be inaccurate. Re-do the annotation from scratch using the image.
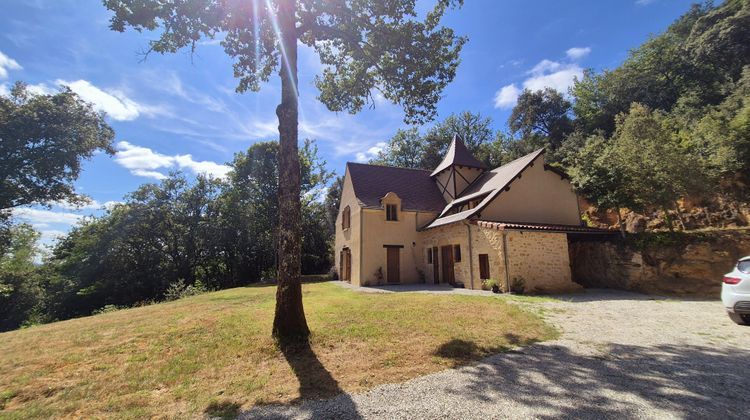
[342,206,351,229]
[386,204,398,221]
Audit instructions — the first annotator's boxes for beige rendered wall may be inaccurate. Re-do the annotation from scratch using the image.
[334,169,363,285]
[358,192,438,286]
[479,159,580,225]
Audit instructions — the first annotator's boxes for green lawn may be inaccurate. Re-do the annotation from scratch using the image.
[0,281,556,419]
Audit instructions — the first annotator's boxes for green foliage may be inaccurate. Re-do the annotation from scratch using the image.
[0,82,115,211]
[510,277,526,295]
[0,140,335,328]
[104,0,466,125]
[481,278,499,290]
[509,88,573,154]
[374,111,500,169]
[92,304,124,315]
[164,279,210,302]
[0,224,45,331]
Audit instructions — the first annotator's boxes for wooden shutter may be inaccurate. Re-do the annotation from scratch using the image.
[479,254,489,280]
[453,244,461,262]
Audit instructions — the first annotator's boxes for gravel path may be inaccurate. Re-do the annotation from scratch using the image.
[242,289,750,419]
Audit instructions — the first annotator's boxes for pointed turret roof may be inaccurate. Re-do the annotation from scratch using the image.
[430,135,486,177]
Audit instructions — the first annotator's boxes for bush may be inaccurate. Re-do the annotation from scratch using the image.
[329,266,339,280]
[510,277,526,294]
[164,279,210,301]
[92,304,123,315]
[482,279,499,291]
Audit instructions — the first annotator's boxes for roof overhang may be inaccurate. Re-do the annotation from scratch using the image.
[472,220,615,234]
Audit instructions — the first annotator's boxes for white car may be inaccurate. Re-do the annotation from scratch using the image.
[722,256,750,326]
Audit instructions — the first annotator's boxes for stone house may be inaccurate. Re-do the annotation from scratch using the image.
[334,135,608,293]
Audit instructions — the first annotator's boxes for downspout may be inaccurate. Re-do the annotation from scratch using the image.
[465,221,475,290]
[502,230,511,293]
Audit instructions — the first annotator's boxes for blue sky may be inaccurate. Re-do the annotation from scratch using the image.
[1,0,697,246]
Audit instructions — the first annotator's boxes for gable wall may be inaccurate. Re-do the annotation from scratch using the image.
[478,160,580,225]
[334,169,362,284]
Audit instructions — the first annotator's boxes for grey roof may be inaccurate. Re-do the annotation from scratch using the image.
[424,148,545,229]
[430,135,487,177]
[346,162,446,213]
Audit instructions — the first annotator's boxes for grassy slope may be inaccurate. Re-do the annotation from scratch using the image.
[0,282,556,419]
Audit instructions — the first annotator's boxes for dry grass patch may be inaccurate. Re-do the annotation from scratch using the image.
[0,282,556,419]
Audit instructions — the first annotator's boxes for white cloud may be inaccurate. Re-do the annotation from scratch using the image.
[173,154,232,179]
[493,57,583,109]
[56,79,167,121]
[12,208,84,226]
[26,82,57,96]
[114,141,231,180]
[355,142,386,162]
[50,199,122,211]
[523,62,583,93]
[636,0,658,5]
[0,83,9,97]
[566,47,591,60]
[0,51,22,79]
[494,84,522,109]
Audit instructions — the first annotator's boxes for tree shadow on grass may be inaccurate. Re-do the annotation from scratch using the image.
[239,339,361,419]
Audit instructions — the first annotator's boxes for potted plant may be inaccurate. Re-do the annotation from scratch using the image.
[482,279,501,294]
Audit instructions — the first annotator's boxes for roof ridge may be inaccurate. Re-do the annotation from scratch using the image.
[346,162,432,172]
[488,148,545,172]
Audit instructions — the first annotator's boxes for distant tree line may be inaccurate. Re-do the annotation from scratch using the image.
[374,0,750,233]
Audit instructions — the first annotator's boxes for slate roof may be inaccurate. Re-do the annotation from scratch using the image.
[424,148,545,229]
[430,135,487,177]
[346,162,446,213]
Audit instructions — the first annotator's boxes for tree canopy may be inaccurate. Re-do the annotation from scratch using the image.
[0,82,115,212]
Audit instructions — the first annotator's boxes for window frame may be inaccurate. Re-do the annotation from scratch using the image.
[478,254,490,280]
[341,205,351,230]
[385,203,398,221]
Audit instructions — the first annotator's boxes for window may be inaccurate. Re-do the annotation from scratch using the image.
[739,260,750,274]
[427,248,433,264]
[342,206,350,230]
[453,245,461,262]
[479,254,490,280]
[386,204,398,221]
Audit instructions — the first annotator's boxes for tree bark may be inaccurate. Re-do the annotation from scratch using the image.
[616,207,626,238]
[272,0,310,340]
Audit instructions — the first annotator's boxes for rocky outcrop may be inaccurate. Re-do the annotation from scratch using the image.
[569,229,750,297]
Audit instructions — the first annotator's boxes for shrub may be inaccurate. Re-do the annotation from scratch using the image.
[329,266,339,280]
[164,279,210,302]
[92,304,123,315]
[482,279,499,290]
[510,277,526,294]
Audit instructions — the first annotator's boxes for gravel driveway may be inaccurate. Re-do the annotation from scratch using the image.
[243,289,750,419]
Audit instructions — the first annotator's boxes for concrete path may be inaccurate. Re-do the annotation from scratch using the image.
[243,288,750,419]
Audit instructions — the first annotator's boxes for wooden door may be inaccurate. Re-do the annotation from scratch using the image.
[344,249,351,281]
[432,246,439,284]
[340,248,351,282]
[441,246,455,285]
[386,247,400,283]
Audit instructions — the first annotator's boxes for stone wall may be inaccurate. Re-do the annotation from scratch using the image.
[505,231,582,294]
[569,229,750,297]
[422,223,581,293]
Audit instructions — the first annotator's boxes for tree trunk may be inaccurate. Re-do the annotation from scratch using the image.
[616,207,626,238]
[673,200,686,231]
[272,0,310,340]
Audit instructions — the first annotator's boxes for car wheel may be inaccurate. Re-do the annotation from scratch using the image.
[728,312,750,326]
